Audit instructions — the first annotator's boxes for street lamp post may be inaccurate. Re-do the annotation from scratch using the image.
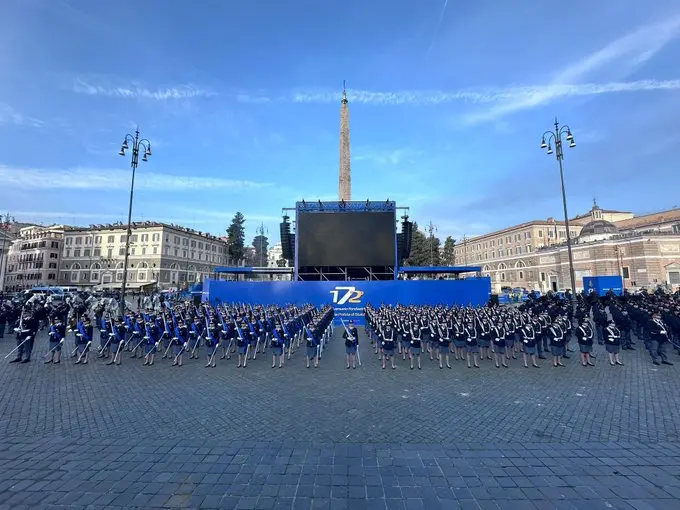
[118,128,152,316]
[540,118,577,305]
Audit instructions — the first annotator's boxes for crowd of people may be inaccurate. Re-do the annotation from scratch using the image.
[1,289,678,371]
[364,290,679,370]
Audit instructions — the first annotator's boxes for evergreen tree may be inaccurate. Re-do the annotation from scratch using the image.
[404,223,429,266]
[226,212,246,264]
[276,256,287,268]
[428,236,442,266]
[442,236,457,265]
[252,226,269,267]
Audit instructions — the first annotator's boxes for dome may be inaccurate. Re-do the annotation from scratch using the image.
[578,219,619,242]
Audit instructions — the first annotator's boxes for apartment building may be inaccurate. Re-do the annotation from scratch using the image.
[0,230,16,292]
[59,221,228,290]
[3,225,67,292]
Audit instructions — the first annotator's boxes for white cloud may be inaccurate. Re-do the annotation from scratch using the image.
[0,166,271,192]
[354,147,421,166]
[466,15,680,122]
[291,80,680,107]
[0,103,43,127]
[73,79,216,100]
[235,94,271,104]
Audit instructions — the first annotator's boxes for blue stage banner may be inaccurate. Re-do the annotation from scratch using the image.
[583,276,623,296]
[202,278,491,325]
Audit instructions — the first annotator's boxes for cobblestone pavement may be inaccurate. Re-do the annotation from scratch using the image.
[1,327,679,509]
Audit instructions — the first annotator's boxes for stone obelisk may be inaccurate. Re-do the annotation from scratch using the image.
[338,80,351,201]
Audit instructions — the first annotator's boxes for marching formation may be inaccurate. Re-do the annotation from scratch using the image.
[364,291,680,370]
[1,295,336,369]
[1,289,678,371]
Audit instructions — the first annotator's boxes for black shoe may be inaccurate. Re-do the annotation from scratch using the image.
[9,358,21,363]
[653,361,660,365]
[538,355,546,359]
[662,360,674,365]
[21,359,30,363]
[563,355,570,359]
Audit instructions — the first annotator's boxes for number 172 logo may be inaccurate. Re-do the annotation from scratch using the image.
[330,286,364,305]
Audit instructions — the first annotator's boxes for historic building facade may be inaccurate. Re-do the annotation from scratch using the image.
[3,225,67,292]
[453,217,583,292]
[58,222,228,291]
[470,204,680,293]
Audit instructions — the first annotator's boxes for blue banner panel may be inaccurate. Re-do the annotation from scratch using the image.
[583,276,623,296]
[202,278,491,325]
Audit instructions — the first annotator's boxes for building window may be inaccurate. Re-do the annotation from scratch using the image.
[49,262,57,269]
[120,235,127,243]
[75,237,82,245]
[670,271,680,285]
[152,233,160,242]
[84,248,91,257]
[51,241,59,249]
[131,248,136,255]
[541,272,546,282]
[66,238,72,245]
[142,247,146,255]
[141,234,149,242]
[74,249,81,257]
[538,230,543,238]
[119,248,125,255]
[95,236,102,244]
[515,247,521,255]
[153,247,158,255]
[107,249,113,258]
[65,249,71,258]
[526,245,532,253]
[622,267,630,279]
[94,248,101,256]
[174,236,180,245]
[50,253,58,259]
[183,250,188,258]
[108,235,115,243]
[48,273,55,280]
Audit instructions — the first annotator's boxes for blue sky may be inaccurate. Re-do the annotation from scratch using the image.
[1,0,680,243]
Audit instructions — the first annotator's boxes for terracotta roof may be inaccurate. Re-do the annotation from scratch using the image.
[614,208,680,230]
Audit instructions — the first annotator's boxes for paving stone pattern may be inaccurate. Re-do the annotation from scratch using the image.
[0,327,679,509]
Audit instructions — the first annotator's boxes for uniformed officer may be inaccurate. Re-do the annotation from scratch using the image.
[45,316,66,364]
[603,319,624,366]
[270,322,285,368]
[381,323,397,370]
[465,319,480,369]
[409,321,422,370]
[492,320,508,368]
[343,320,359,369]
[646,311,673,366]
[575,317,595,367]
[10,307,38,364]
[520,317,539,368]
[549,318,566,367]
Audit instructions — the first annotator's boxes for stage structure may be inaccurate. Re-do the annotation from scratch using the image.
[279,200,413,281]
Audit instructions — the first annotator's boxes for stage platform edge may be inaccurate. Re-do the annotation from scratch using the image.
[202,278,492,326]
